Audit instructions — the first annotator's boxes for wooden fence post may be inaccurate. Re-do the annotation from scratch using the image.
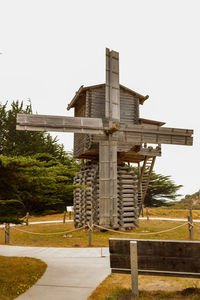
[130,241,139,297]
[188,212,194,240]
[69,211,72,220]
[88,215,93,246]
[25,212,29,226]
[146,207,149,220]
[5,223,10,244]
[63,211,66,223]
[141,205,144,217]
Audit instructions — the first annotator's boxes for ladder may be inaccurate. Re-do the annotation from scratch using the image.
[138,156,156,215]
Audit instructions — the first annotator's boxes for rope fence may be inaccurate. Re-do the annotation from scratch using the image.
[0,210,199,244]
[93,222,188,235]
[11,225,86,236]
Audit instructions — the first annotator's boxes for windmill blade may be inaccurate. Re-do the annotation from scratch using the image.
[99,137,118,228]
[17,114,104,135]
[105,48,120,123]
[119,124,193,146]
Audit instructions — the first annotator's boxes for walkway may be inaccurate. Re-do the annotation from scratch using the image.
[0,246,110,300]
[1,217,200,229]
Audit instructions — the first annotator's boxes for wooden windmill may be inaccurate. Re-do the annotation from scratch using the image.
[17,48,193,229]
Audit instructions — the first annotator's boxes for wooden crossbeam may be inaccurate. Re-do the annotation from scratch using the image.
[119,124,193,146]
[17,114,104,135]
[17,114,193,147]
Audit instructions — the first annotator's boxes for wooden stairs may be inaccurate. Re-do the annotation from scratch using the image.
[138,156,156,215]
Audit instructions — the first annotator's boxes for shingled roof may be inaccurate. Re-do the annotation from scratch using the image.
[67,84,149,110]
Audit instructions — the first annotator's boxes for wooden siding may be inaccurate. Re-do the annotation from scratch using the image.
[90,87,105,119]
[74,95,86,157]
[120,90,139,125]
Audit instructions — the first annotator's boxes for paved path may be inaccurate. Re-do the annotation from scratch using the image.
[0,220,73,228]
[1,217,200,229]
[0,246,110,300]
[0,216,195,242]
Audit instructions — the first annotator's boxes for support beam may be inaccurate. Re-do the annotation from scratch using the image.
[99,139,118,228]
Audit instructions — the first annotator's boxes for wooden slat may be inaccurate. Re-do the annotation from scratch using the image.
[112,268,200,278]
[105,48,120,122]
[109,239,200,274]
[17,114,104,135]
[119,124,193,146]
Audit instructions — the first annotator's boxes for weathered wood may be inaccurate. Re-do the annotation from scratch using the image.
[5,223,10,244]
[105,48,120,121]
[188,215,194,241]
[119,125,193,146]
[63,211,66,223]
[25,212,29,226]
[99,140,118,228]
[130,241,139,297]
[109,239,200,276]
[17,114,104,134]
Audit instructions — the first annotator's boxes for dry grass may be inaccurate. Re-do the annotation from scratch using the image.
[28,212,73,222]
[144,207,200,219]
[0,219,200,247]
[88,274,200,300]
[0,256,47,300]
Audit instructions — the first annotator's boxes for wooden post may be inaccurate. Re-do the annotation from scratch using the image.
[130,241,139,297]
[146,207,149,220]
[69,211,72,220]
[5,223,10,244]
[141,205,144,217]
[25,212,29,226]
[63,211,66,223]
[188,214,194,241]
[88,215,93,246]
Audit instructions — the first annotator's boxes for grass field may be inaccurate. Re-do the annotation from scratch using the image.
[88,274,200,300]
[0,218,200,247]
[0,256,47,300]
[141,207,200,219]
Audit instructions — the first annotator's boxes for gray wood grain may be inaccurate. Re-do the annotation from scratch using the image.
[109,239,200,276]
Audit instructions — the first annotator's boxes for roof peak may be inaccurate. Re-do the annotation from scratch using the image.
[67,83,149,110]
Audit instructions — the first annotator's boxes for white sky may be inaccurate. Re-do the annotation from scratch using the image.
[0,0,199,198]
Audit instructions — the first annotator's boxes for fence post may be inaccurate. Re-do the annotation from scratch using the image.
[146,207,149,220]
[88,215,93,246]
[141,205,144,217]
[5,223,10,244]
[69,211,72,220]
[130,241,139,297]
[25,212,29,226]
[63,211,66,223]
[188,213,194,240]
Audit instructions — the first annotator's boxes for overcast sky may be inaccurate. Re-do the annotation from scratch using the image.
[0,0,199,198]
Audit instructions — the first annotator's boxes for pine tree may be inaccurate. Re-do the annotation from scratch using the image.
[0,100,66,160]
